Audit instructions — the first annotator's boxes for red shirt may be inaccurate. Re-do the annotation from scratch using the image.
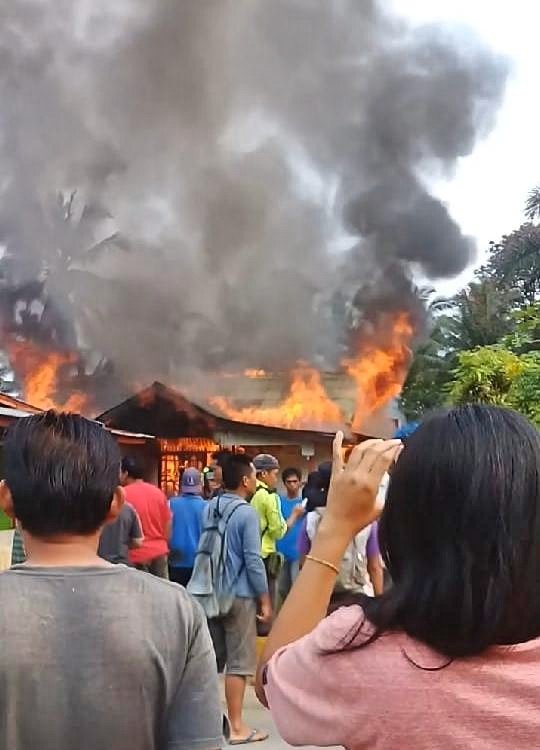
[125,481,171,564]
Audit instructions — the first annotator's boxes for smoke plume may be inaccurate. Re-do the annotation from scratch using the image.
[0,0,508,404]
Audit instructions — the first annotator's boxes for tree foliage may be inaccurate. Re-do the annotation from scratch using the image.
[502,302,540,354]
[508,353,540,427]
[484,225,540,306]
[448,347,525,406]
[402,186,540,422]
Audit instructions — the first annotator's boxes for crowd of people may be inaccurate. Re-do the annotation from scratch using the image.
[93,444,386,742]
[1,403,540,749]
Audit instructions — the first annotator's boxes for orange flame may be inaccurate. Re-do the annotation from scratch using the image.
[211,365,345,431]
[5,340,90,414]
[344,313,413,431]
[211,313,413,432]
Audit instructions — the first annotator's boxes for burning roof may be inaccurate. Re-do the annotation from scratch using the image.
[0,391,155,445]
[96,379,397,441]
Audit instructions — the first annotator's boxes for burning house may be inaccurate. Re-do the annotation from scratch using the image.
[96,373,403,497]
[0,2,508,505]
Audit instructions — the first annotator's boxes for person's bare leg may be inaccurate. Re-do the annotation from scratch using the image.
[226,675,249,738]
[225,675,267,743]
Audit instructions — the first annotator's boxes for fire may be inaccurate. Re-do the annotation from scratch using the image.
[344,313,413,431]
[5,339,90,413]
[211,313,413,433]
[211,365,345,431]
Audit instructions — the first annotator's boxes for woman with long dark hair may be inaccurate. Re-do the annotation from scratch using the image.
[256,405,540,749]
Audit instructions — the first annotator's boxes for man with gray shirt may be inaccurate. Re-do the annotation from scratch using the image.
[199,453,271,745]
[0,411,222,750]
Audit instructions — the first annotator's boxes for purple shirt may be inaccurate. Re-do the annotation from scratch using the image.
[298,518,380,558]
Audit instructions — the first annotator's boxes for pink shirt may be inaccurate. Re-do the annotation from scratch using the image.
[265,605,540,749]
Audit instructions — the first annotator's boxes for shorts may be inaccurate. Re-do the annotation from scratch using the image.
[208,597,257,677]
[135,555,169,579]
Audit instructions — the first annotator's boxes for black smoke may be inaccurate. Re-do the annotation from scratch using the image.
[0,1,508,405]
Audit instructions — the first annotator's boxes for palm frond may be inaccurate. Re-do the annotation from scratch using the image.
[525,186,540,223]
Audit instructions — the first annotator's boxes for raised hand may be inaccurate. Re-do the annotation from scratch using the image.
[323,431,402,540]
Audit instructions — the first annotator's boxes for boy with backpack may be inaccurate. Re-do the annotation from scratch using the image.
[189,453,271,745]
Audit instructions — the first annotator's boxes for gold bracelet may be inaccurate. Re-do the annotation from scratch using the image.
[305,554,339,575]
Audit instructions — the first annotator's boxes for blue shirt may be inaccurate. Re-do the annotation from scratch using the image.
[206,492,268,598]
[169,493,206,568]
[277,495,303,562]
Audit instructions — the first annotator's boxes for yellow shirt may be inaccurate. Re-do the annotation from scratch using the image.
[251,481,287,559]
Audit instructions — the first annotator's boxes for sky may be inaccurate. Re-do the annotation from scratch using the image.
[391,0,540,268]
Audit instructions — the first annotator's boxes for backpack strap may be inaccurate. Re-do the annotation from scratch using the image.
[216,498,246,570]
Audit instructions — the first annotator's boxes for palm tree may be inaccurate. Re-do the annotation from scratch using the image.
[1,189,127,347]
[525,185,540,223]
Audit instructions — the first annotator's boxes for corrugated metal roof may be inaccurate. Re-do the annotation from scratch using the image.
[0,406,33,419]
[0,407,155,441]
[0,393,41,413]
[106,427,155,440]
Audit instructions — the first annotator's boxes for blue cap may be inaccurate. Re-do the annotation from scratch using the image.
[393,422,419,440]
[181,468,202,494]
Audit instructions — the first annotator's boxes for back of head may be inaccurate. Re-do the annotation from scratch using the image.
[181,467,202,495]
[374,404,540,658]
[211,449,232,469]
[253,453,279,474]
[303,471,319,493]
[303,465,331,513]
[121,455,144,480]
[3,411,121,537]
[222,453,254,492]
[317,461,332,490]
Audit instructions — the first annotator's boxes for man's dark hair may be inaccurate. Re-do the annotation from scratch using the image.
[121,455,144,480]
[349,405,540,660]
[4,411,121,537]
[222,454,254,492]
[211,449,232,468]
[282,467,301,483]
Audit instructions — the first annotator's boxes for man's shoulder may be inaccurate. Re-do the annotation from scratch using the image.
[122,503,137,520]
[232,505,259,535]
[102,568,205,627]
[128,567,192,599]
[146,482,167,499]
[251,486,268,503]
[127,481,165,499]
[1,567,205,635]
[206,495,253,521]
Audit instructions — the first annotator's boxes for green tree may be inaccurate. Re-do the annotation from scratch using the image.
[400,322,455,419]
[400,280,512,418]
[484,225,540,307]
[447,280,512,350]
[448,346,525,406]
[502,302,540,354]
[525,185,540,222]
[508,352,540,427]
[481,185,540,306]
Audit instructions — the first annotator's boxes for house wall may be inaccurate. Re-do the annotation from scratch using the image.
[234,442,334,482]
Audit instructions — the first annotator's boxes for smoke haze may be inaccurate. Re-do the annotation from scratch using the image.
[0,0,508,404]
